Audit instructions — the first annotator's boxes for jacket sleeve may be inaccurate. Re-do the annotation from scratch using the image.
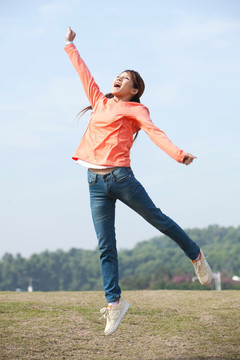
[64,44,105,108]
[136,106,187,163]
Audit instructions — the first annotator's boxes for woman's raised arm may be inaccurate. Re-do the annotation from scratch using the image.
[64,27,105,108]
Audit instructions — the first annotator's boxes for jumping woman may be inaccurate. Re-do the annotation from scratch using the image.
[64,27,212,336]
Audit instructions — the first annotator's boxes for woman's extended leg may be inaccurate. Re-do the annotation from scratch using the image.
[110,167,200,260]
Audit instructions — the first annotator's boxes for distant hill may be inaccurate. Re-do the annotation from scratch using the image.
[0,225,240,291]
[118,225,240,290]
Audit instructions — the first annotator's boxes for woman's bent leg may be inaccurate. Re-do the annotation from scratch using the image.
[88,171,121,303]
[111,168,200,261]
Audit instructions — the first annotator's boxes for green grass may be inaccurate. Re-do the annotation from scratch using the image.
[0,291,239,359]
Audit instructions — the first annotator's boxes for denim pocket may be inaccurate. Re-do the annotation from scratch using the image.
[88,171,97,186]
[112,167,132,183]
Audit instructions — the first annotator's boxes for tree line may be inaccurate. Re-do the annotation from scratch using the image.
[0,225,240,291]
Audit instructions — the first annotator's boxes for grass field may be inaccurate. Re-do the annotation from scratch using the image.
[0,290,239,360]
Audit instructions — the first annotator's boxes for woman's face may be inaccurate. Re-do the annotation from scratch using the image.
[111,72,138,101]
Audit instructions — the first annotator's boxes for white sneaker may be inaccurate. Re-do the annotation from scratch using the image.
[100,299,129,336]
[191,250,212,285]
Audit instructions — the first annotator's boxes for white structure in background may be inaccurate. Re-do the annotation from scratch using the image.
[28,278,33,292]
[212,272,221,291]
[232,275,240,282]
[192,272,221,291]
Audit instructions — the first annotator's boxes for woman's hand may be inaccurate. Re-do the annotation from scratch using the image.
[65,27,76,42]
[183,153,197,165]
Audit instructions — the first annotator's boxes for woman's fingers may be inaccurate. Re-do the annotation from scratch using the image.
[65,27,76,41]
[183,153,197,165]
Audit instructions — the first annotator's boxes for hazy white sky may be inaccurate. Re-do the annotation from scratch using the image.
[1,0,240,257]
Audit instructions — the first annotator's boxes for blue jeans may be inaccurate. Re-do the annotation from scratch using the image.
[88,167,200,303]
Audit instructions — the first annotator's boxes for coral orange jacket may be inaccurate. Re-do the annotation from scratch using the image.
[65,44,187,167]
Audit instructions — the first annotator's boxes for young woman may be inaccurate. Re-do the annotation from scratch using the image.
[65,27,212,336]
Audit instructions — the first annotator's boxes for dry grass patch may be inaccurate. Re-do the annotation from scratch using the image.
[0,290,239,359]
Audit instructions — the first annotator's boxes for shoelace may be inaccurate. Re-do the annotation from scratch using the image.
[99,306,110,320]
[195,256,209,273]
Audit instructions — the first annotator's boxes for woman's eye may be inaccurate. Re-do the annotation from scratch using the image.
[116,76,130,81]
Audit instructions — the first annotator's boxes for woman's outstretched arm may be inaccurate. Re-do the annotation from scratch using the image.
[65,27,105,108]
[136,106,196,165]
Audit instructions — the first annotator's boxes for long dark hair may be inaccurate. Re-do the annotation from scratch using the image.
[78,70,145,142]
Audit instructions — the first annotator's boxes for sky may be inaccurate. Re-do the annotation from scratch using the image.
[1,0,240,258]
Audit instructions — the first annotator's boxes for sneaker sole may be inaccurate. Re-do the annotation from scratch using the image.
[105,301,129,336]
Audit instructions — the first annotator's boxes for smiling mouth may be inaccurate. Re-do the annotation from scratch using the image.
[114,83,121,88]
